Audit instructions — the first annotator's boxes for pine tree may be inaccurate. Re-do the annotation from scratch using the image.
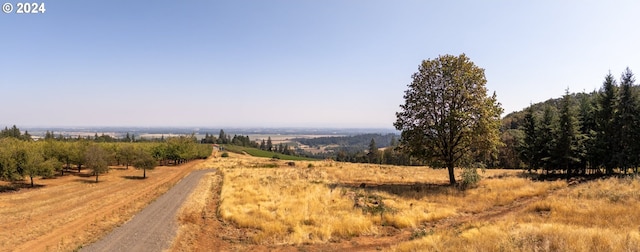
[367,138,379,164]
[218,129,227,144]
[577,92,597,173]
[595,73,618,174]
[615,68,638,173]
[538,105,558,174]
[519,106,539,173]
[555,90,583,176]
[266,137,273,152]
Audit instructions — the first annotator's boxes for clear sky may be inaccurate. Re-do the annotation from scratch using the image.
[1,1,639,128]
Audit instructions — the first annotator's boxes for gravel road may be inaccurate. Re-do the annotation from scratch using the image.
[81,169,216,252]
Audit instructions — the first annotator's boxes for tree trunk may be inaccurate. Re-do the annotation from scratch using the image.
[447,162,456,185]
[143,168,146,178]
[95,174,98,182]
[30,176,34,187]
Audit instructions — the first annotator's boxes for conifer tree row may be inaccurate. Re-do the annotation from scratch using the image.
[518,68,639,175]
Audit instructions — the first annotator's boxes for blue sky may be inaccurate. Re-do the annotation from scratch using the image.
[1,1,639,128]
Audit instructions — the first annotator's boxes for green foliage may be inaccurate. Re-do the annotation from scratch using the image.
[224,145,316,161]
[0,134,212,183]
[221,152,229,158]
[118,144,136,169]
[367,138,380,164]
[85,145,109,182]
[459,167,482,190]
[395,54,503,184]
[132,148,156,178]
[509,68,640,175]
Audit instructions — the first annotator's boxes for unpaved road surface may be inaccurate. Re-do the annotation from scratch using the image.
[82,169,216,252]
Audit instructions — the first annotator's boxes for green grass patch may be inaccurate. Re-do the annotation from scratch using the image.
[222,145,317,161]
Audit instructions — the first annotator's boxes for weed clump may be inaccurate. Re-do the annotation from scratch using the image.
[221,152,229,158]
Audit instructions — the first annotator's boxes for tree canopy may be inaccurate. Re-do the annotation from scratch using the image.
[395,54,503,184]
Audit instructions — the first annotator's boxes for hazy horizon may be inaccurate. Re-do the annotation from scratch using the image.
[2,1,639,128]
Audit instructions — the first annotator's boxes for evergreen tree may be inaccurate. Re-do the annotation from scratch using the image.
[538,105,558,174]
[519,106,539,173]
[217,129,227,144]
[577,92,598,173]
[266,137,273,152]
[260,140,266,150]
[554,89,583,175]
[595,73,618,174]
[615,68,638,172]
[367,138,379,164]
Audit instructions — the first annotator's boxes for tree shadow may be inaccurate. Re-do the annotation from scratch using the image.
[121,176,147,180]
[74,179,98,184]
[0,183,45,193]
[74,173,94,178]
[522,172,618,184]
[328,182,461,200]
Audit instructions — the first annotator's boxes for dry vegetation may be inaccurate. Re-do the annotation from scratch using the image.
[395,177,640,251]
[174,152,640,251]
[4,149,639,251]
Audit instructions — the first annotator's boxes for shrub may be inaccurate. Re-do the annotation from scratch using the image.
[221,152,229,158]
[460,167,482,190]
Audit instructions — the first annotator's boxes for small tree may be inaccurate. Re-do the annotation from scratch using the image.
[367,138,380,164]
[119,144,135,169]
[266,137,273,152]
[133,149,156,178]
[85,145,109,182]
[21,144,55,187]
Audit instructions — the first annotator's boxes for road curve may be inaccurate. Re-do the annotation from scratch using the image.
[81,169,216,252]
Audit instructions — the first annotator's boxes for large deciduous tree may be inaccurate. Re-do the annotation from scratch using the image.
[394,54,503,185]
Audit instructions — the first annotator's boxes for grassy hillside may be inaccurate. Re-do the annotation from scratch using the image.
[223,145,317,161]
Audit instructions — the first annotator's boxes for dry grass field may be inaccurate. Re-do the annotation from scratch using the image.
[4,150,640,251]
[172,152,640,251]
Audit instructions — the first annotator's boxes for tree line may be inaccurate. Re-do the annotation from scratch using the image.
[502,68,639,175]
[0,128,211,184]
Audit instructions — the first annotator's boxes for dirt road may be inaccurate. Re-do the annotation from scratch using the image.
[82,169,216,252]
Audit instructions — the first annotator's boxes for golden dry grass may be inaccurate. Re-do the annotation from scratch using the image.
[214,154,569,248]
[393,176,640,252]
